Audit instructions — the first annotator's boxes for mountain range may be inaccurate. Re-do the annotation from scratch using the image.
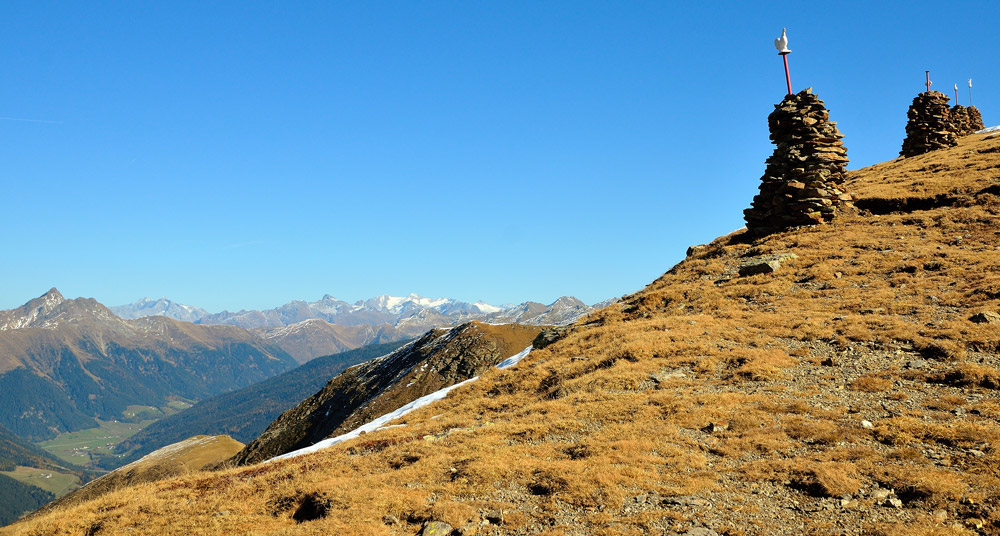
[113,293,606,362]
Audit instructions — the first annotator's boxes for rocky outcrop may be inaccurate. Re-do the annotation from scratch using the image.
[950,105,972,135]
[743,88,853,235]
[900,91,958,156]
[968,105,985,132]
[227,322,541,466]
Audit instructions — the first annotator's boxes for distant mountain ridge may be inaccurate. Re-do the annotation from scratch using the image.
[111,293,611,362]
[110,292,606,330]
[0,289,298,442]
[109,297,208,323]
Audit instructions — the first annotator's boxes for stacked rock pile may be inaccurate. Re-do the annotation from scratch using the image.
[950,105,972,135]
[900,91,958,156]
[968,105,985,131]
[743,88,853,235]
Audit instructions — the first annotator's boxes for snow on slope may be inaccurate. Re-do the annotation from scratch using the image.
[270,345,533,462]
[977,125,1000,134]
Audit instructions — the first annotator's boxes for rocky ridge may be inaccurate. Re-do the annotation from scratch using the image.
[227,321,541,466]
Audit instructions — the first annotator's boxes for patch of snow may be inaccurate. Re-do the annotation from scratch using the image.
[269,345,533,462]
[497,346,533,369]
[977,125,1000,134]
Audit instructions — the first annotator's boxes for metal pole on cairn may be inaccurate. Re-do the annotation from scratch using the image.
[774,28,792,95]
[925,71,932,93]
[969,79,973,107]
[955,83,959,105]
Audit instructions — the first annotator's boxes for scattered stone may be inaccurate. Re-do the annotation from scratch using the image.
[701,422,729,433]
[967,449,985,458]
[932,509,948,522]
[382,515,399,525]
[687,244,707,257]
[907,359,928,369]
[483,510,503,525]
[820,357,836,367]
[861,420,874,430]
[966,517,985,530]
[421,521,454,535]
[744,88,853,234]
[886,497,903,508]
[969,311,1000,324]
[651,370,686,383]
[739,260,782,276]
[663,496,711,508]
[739,253,798,277]
[871,489,892,502]
[900,91,958,156]
[212,510,231,517]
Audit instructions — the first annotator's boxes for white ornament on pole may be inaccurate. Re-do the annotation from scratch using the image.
[774,28,791,55]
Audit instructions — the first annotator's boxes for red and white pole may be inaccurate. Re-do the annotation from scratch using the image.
[774,28,792,96]
[925,71,932,93]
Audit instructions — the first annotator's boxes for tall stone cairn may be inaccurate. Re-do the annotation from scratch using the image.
[900,91,958,156]
[950,105,972,135]
[968,105,985,131]
[743,88,853,235]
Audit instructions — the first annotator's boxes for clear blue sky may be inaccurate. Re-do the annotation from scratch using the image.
[2,1,997,312]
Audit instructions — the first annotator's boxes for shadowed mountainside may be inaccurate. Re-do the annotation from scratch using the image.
[109,340,411,467]
[228,322,541,466]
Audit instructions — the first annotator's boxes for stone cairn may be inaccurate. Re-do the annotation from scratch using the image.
[950,105,972,135]
[900,91,958,156]
[743,88,853,235]
[968,105,985,131]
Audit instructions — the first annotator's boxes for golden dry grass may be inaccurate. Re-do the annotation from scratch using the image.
[7,133,1000,535]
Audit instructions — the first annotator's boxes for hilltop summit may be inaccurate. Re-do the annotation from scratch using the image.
[8,132,1000,534]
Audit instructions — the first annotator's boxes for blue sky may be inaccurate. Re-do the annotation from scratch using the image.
[2,1,997,312]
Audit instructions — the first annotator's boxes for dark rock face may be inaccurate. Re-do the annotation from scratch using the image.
[743,88,853,235]
[900,91,958,156]
[968,105,985,132]
[227,322,540,466]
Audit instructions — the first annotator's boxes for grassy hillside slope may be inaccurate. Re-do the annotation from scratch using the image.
[31,435,243,518]
[7,132,1000,535]
[229,322,541,466]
